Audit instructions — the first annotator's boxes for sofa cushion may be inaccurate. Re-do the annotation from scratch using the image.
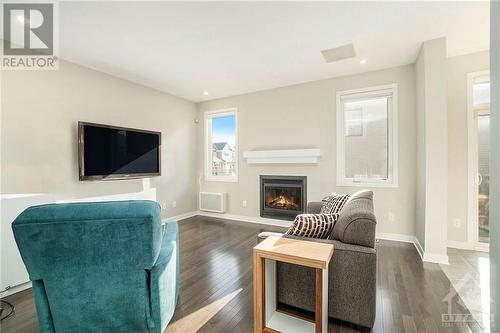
[331,190,376,248]
[286,213,338,239]
[320,193,350,214]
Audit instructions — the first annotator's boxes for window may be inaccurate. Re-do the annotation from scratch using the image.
[336,84,398,187]
[473,79,490,108]
[205,108,238,182]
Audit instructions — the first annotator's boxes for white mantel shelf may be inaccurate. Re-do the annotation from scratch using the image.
[243,149,321,164]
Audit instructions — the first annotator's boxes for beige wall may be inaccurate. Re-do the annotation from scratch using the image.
[489,1,499,326]
[447,51,489,243]
[415,46,426,249]
[418,38,448,259]
[414,38,450,260]
[197,65,417,237]
[1,60,198,218]
[1,49,488,241]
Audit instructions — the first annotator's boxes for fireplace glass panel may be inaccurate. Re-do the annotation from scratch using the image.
[260,175,306,220]
[264,185,302,212]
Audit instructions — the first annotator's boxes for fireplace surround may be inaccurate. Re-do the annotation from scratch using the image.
[260,175,307,220]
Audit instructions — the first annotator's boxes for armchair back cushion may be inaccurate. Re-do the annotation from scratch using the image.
[12,200,178,333]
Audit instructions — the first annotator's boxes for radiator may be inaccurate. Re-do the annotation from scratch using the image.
[199,192,227,213]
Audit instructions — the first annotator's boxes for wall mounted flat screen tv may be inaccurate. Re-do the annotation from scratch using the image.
[78,122,161,180]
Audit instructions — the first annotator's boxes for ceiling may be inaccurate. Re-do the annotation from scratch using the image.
[59,1,489,102]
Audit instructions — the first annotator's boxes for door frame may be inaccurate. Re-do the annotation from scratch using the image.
[467,70,490,252]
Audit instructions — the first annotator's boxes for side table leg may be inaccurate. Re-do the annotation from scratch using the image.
[253,253,265,333]
[315,268,329,333]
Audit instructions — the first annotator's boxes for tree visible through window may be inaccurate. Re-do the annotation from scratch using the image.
[205,109,237,181]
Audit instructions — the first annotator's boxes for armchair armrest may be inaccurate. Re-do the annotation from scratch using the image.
[150,221,179,333]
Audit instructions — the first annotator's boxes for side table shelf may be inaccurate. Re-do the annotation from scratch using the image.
[253,236,334,333]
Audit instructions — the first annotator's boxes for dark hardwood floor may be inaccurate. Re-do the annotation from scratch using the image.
[1,216,483,332]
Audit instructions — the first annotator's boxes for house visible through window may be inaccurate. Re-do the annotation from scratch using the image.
[336,84,398,187]
[205,108,238,181]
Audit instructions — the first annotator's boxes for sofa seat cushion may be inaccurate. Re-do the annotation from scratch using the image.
[285,214,338,239]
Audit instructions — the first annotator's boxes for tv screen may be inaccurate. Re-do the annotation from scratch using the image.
[78,122,161,180]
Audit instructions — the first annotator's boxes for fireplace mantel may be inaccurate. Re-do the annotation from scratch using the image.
[243,149,320,164]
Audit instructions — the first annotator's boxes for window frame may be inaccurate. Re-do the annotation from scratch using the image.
[204,108,239,182]
[336,84,399,188]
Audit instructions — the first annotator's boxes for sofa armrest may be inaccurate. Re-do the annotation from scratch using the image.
[257,232,337,245]
[257,231,284,243]
[275,234,374,254]
[332,192,376,248]
[282,234,335,245]
[277,240,376,328]
[307,201,323,214]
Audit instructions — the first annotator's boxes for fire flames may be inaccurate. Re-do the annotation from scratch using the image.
[267,193,299,210]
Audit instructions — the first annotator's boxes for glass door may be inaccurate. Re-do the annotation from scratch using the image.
[469,73,490,250]
[477,114,490,244]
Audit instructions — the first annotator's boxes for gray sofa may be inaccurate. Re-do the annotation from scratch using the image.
[258,190,377,329]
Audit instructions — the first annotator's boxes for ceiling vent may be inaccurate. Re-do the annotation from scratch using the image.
[321,43,356,63]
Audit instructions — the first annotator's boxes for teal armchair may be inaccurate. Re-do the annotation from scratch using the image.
[12,200,179,333]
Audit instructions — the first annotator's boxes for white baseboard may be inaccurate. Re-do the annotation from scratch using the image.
[197,211,292,228]
[423,253,449,265]
[447,240,473,250]
[413,237,424,260]
[376,232,415,243]
[474,244,490,252]
[375,232,448,264]
[174,213,449,264]
[164,210,199,223]
[1,281,31,298]
[448,240,489,253]
[376,232,425,261]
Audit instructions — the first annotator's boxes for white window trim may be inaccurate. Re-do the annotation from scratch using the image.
[204,108,238,182]
[336,84,399,188]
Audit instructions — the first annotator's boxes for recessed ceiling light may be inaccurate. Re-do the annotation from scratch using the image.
[360,59,367,65]
[203,91,209,96]
[17,15,24,23]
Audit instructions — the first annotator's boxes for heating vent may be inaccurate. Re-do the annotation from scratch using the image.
[321,43,356,63]
[199,192,227,213]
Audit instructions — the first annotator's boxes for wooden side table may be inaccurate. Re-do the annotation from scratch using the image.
[253,236,334,333]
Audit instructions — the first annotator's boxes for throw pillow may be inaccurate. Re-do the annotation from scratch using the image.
[320,193,350,215]
[286,213,339,239]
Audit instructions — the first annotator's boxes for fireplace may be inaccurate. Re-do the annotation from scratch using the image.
[260,175,307,220]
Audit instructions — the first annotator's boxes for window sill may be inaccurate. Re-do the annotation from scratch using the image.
[205,176,238,183]
[337,180,399,188]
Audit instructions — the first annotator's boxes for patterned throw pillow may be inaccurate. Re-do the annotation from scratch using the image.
[286,214,339,239]
[320,193,350,215]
